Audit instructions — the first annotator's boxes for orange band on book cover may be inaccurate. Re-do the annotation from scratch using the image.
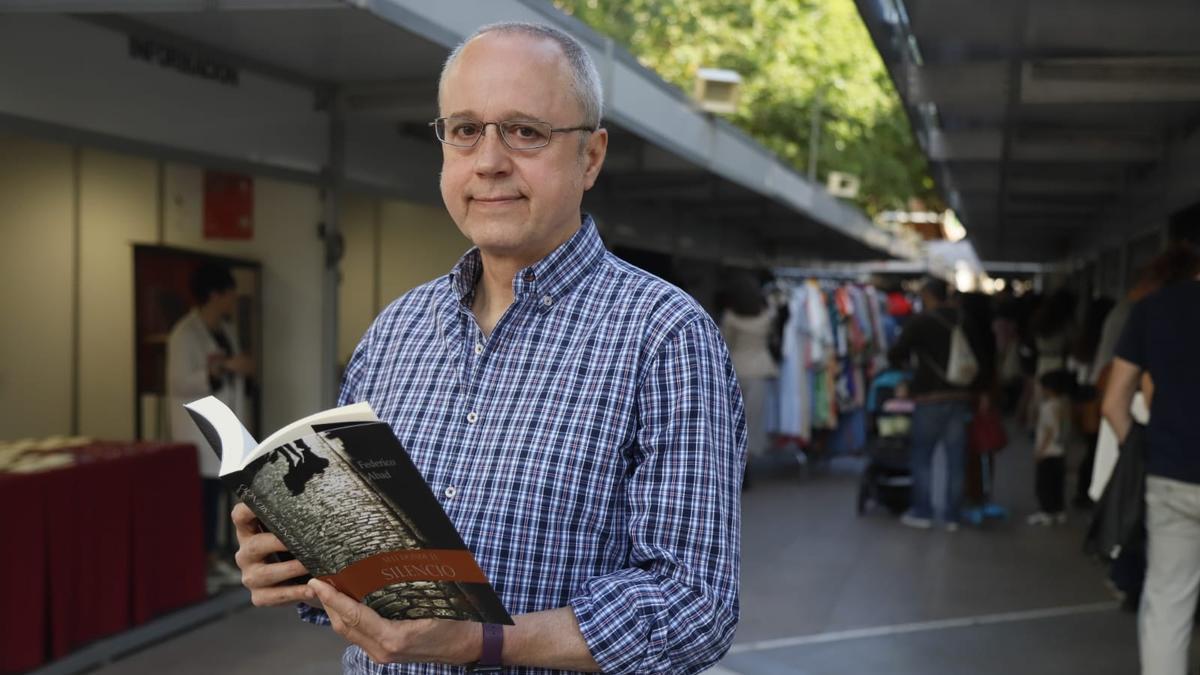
[320,549,489,601]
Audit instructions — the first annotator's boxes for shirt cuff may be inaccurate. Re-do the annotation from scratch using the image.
[297,602,331,626]
[568,570,670,674]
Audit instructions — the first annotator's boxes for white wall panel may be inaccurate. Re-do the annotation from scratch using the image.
[378,200,467,306]
[77,148,158,439]
[0,136,75,439]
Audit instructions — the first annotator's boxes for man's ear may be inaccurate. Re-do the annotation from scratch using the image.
[581,128,608,191]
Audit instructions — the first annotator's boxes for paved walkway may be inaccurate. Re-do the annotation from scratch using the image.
[93,423,1173,674]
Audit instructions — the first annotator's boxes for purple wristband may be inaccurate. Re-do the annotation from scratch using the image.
[480,623,503,666]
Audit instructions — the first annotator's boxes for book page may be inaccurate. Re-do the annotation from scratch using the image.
[183,396,259,476]
[246,402,378,469]
[185,397,379,476]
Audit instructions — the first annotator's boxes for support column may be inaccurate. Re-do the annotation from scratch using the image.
[319,88,346,408]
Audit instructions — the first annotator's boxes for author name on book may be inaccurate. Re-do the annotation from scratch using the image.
[355,457,398,481]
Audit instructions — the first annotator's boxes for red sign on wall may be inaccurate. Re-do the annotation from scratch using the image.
[204,170,254,239]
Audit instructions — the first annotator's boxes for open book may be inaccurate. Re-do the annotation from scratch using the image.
[184,396,512,625]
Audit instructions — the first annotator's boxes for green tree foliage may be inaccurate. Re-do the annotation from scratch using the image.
[553,0,941,215]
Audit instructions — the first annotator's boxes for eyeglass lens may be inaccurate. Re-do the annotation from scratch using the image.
[437,118,553,149]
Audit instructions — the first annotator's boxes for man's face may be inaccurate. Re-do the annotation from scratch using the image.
[438,33,607,265]
[212,287,238,319]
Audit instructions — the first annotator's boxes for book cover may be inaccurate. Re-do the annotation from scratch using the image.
[185,397,512,625]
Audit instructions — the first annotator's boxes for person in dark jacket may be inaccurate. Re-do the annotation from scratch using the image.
[888,277,972,531]
[1102,242,1200,675]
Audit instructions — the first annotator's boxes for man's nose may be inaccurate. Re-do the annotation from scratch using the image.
[472,124,513,176]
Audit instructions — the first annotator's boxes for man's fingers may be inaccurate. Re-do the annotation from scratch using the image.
[231,502,260,540]
[241,558,308,589]
[249,582,317,608]
[308,579,386,638]
[234,530,290,566]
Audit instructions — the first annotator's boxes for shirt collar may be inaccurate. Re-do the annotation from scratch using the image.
[448,214,606,310]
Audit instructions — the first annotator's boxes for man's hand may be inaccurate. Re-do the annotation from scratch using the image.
[224,354,256,377]
[307,578,480,665]
[231,502,316,607]
[207,353,226,379]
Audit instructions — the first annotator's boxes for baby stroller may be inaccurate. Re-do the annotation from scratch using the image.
[856,370,914,516]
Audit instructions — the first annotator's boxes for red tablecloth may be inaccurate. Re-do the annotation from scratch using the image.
[0,442,207,674]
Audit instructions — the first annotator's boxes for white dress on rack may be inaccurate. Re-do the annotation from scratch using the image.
[721,307,778,457]
[773,285,815,442]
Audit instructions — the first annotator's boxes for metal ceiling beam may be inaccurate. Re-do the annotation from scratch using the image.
[907,62,1008,106]
[959,177,1123,195]
[994,0,1029,259]
[1022,58,1200,104]
[905,0,1200,55]
[1011,138,1162,162]
[908,59,1200,108]
[927,129,1002,161]
[341,79,439,120]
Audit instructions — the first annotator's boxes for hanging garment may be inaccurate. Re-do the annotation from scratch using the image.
[773,285,813,440]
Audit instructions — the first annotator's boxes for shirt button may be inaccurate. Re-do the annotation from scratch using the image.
[524,271,536,282]
[466,411,479,424]
[444,486,458,499]
[474,343,484,355]
[541,295,553,307]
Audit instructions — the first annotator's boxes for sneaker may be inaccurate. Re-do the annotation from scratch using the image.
[900,512,934,529]
[1103,579,1128,604]
[1026,512,1051,526]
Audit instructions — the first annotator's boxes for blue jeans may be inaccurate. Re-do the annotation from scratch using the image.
[909,400,971,522]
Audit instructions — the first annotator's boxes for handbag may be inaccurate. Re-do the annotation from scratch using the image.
[968,406,1008,454]
[1085,423,1147,560]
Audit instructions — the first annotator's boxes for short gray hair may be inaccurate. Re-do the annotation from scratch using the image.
[439,21,604,129]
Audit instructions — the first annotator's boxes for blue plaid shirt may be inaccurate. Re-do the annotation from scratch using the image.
[301,216,744,674]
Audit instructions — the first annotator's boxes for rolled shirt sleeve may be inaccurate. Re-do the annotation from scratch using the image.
[570,316,745,674]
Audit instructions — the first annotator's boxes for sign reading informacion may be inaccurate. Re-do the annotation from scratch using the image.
[128,36,239,87]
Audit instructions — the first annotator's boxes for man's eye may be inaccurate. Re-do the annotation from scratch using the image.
[511,125,546,140]
[451,123,480,137]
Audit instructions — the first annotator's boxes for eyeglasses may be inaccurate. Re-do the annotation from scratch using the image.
[430,117,595,150]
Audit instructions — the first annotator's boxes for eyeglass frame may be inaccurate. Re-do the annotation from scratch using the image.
[430,116,597,150]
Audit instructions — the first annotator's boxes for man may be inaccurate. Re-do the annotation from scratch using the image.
[1102,243,1200,675]
[167,262,254,588]
[231,22,744,674]
[887,278,972,531]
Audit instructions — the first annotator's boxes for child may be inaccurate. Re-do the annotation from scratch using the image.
[1028,370,1074,525]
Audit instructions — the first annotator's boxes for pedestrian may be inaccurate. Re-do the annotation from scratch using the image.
[1102,242,1200,675]
[167,262,255,590]
[720,270,778,488]
[1028,370,1073,526]
[887,277,972,531]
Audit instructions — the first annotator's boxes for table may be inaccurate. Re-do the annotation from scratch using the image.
[0,442,206,674]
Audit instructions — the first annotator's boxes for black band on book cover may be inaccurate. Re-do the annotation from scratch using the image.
[468,623,503,672]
